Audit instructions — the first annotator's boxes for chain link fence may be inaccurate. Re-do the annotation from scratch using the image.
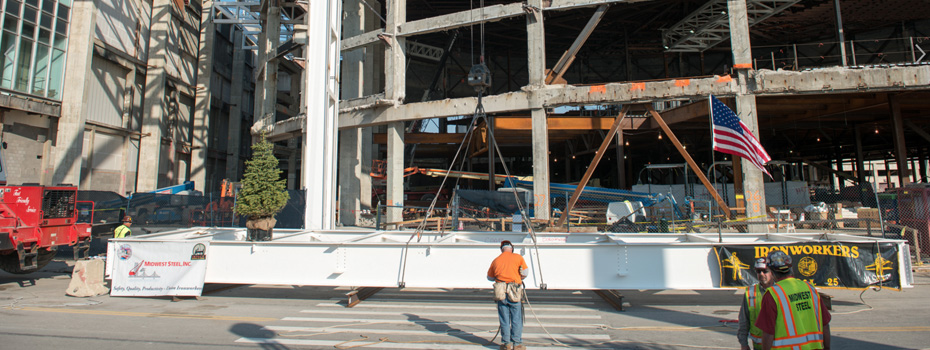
[80,190,308,235]
[370,182,928,263]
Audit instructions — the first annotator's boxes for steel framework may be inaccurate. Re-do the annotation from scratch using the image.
[662,0,801,52]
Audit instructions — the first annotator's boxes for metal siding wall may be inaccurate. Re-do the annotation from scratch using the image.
[95,0,144,58]
[86,55,128,127]
[164,17,180,79]
[179,93,193,145]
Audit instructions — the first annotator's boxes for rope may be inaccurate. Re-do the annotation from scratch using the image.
[398,94,484,287]
[522,290,570,347]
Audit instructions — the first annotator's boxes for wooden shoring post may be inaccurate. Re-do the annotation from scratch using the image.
[545,4,609,84]
[593,290,625,311]
[346,287,384,308]
[646,106,732,219]
[555,106,629,229]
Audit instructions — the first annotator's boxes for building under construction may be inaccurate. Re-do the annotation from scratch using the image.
[1,0,929,234]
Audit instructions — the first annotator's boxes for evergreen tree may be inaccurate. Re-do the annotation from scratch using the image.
[235,134,289,220]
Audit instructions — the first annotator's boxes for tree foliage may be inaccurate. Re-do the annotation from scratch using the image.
[235,135,289,219]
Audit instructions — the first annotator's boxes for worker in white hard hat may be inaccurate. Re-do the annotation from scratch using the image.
[738,257,775,350]
[755,250,831,350]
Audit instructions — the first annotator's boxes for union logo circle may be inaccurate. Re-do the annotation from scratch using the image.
[798,256,817,277]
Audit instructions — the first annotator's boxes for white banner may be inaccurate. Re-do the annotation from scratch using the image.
[110,241,209,297]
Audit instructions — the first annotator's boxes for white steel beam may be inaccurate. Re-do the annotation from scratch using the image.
[109,229,914,290]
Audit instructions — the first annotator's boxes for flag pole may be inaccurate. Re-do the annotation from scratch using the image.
[708,95,717,218]
[648,105,732,219]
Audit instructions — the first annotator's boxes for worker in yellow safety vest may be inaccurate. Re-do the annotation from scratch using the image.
[738,257,775,350]
[755,251,831,350]
[114,216,133,238]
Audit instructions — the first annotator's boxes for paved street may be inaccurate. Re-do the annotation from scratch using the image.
[2,258,929,349]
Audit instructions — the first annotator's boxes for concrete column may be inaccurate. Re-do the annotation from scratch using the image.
[120,67,137,194]
[728,0,766,231]
[137,0,173,192]
[527,0,549,221]
[286,65,300,190]
[82,127,96,189]
[889,94,910,187]
[259,3,281,125]
[384,0,406,225]
[190,0,217,192]
[226,29,245,181]
[386,122,404,224]
[52,0,97,187]
[339,0,364,225]
[531,109,550,221]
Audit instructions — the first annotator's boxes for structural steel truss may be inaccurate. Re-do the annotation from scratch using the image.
[663,0,801,52]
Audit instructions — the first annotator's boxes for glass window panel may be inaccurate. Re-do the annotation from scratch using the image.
[47,48,62,99]
[57,4,69,20]
[25,0,37,7]
[14,38,32,92]
[3,15,18,32]
[0,32,15,89]
[40,12,52,28]
[23,6,37,23]
[55,19,66,35]
[53,33,65,49]
[31,44,48,95]
[6,0,21,14]
[38,28,50,44]
[42,0,53,13]
[58,0,70,7]
[22,22,35,38]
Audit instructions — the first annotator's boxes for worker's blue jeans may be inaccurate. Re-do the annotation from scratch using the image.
[497,298,523,346]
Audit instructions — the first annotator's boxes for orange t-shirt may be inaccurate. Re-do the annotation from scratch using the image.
[487,252,528,284]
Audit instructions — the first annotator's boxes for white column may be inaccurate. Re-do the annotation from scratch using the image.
[303,0,342,230]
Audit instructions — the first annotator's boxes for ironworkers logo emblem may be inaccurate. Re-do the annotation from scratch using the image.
[798,256,817,277]
[118,244,132,260]
[191,243,207,260]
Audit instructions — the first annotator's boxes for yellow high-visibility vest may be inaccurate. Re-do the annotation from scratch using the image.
[114,225,131,238]
[765,278,824,350]
[745,283,765,349]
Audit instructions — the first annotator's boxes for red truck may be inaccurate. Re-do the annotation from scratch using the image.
[0,185,93,274]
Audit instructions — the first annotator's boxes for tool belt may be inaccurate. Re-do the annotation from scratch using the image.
[493,281,524,303]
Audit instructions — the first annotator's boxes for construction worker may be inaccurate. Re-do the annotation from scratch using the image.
[487,240,529,350]
[755,251,831,350]
[114,216,132,238]
[738,257,775,350]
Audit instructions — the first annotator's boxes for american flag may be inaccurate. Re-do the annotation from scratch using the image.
[710,95,772,177]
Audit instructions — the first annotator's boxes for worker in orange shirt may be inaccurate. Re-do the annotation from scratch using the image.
[487,240,529,350]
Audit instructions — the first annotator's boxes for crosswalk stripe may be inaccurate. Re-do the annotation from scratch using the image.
[328,297,596,305]
[264,325,611,340]
[299,309,601,319]
[281,316,605,328]
[374,292,594,300]
[315,302,596,312]
[235,337,512,349]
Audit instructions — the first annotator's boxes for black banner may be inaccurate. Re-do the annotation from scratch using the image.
[714,242,901,289]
